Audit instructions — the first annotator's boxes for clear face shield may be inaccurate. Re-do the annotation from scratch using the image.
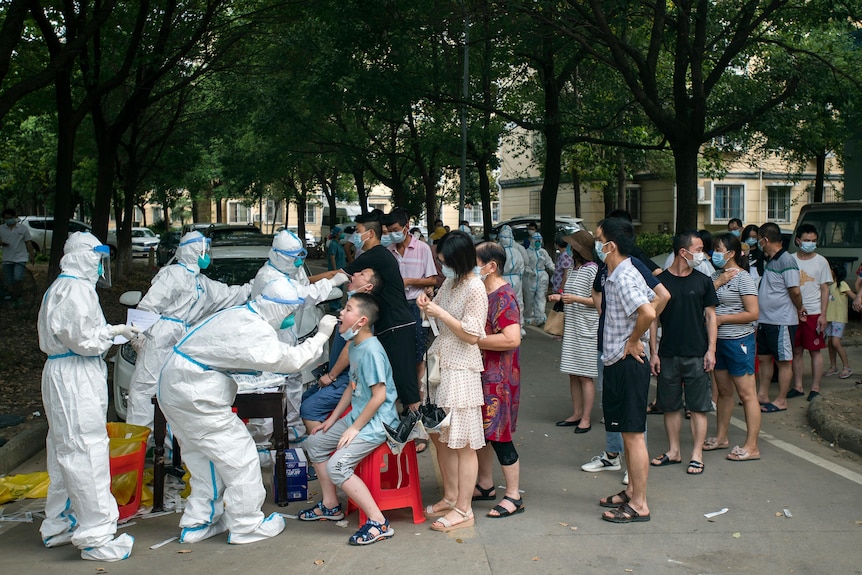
[273,246,308,269]
[93,245,112,288]
[181,236,212,269]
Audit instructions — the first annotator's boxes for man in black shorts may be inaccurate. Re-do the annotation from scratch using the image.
[594,217,657,523]
[310,212,420,410]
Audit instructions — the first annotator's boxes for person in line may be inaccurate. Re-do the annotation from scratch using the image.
[298,294,400,546]
[300,268,383,434]
[741,224,764,282]
[650,231,718,477]
[497,225,527,336]
[38,232,140,561]
[757,222,805,413]
[607,209,662,277]
[158,278,337,545]
[127,231,253,430]
[473,242,524,517]
[459,220,473,235]
[522,221,538,249]
[429,219,447,243]
[1,208,35,302]
[327,226,346,272]
[593,218,656,523]
[704,233,761,461]
[523,231,555,326]
[418,231,488,532]
[548,231,598,433]
[662,229,715,277]
[550,234,573,294]
[789,224,832,402]
[727,218,744,238]
[824,262,855,380]
[310,212,420,409]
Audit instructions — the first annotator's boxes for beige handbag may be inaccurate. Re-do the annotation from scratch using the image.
[543,300,565,336]
[426,350,441,388]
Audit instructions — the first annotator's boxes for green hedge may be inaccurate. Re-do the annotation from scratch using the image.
[636,232,673,257]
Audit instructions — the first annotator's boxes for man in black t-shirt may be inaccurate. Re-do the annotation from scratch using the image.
[650,231,718,477]
[310,213,420,409]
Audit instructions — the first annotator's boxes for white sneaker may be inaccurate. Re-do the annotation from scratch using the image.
[80,533,134,562]
[622,470,629,485]
[581,451,622,472]
[228,513,285,545]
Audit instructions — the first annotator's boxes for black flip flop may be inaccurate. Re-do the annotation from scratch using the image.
[650,454,682,467]
[487,496,524,518]
[686,460,705,475]
[472,484,496,501]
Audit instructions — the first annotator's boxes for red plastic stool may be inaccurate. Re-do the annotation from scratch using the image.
[347,441,425,524]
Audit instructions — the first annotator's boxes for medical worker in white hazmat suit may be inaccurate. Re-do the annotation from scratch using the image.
[126,231,252,429]
[157,277,338,545]
[38,232,140,562]
[247,230,347,444]
[522,231,555,326]
[497,225,527,332]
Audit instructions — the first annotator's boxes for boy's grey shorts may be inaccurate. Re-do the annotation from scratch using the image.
[304,417,381,486]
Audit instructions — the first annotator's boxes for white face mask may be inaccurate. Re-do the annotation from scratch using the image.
[685,249,705,268]
[441,265,456,279]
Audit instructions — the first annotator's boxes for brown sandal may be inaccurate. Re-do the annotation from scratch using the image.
[599,490,630,508]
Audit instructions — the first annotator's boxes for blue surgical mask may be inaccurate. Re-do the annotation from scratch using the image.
[745,237,758,247]
[380,235,393,247]
[473,265,483,277]
[294,257,304,268]
[533,240,542,249]
[595,240,608,263]
[712,252,727,268]
[390,231,405,243]
[799,241,817,253]
[280,314,295,329]
[198,254,211,269]
[730,229,741,238]
[351,231,366,250]
[340,320,361,342]
[441,265,456,279]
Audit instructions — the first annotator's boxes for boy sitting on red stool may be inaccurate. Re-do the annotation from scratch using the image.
[298,293,400,545]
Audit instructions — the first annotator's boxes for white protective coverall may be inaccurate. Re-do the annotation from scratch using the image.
[522,232,555,326]
[126,231,252,429]
[247,230,345,441]
[158,277,338,545]
[498,225,526,327]
[38,232,138,562]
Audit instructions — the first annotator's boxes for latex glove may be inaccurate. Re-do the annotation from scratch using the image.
[331,272,350,287]
[317,314,338,338]
[111,324,141,341]
[130,334,146,352]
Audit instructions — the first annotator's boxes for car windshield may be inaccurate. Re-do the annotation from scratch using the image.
[201,257,267,285]
[132,229,156,238]
[208,228,263,242]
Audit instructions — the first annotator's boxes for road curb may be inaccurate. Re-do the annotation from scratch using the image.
[0,420,47,476]
[807,389,862,457]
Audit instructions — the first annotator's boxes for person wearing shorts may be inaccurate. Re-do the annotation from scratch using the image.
[651,231,718,477]
[594,217,657,524]
[825,262,854,380]
[789,224,832,401]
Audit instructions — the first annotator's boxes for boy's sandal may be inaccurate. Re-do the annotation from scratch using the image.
[424,498,456,518]
[297,501,345,521]
[348,518,394,546]
[824,367,839,377]
[430,508,474,532]
[487,496,525,518]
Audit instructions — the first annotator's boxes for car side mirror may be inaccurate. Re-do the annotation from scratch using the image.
[119,291,142,307]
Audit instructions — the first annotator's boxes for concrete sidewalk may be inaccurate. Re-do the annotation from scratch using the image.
[2,326,862,574]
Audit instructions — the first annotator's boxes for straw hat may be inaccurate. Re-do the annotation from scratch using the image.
[563,229,595,263]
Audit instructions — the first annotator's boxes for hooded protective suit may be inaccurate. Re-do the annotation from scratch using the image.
[497,225,526,327]
[247,231,345,441]
[523,232,555,326]
[126,231,252,429]
[38,232,136,562]
[158,277,338,544]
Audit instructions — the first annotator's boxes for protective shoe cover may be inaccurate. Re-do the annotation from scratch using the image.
[80,533,134,562]
[180,516,228,543]
[126,230,251,429]
[38,232,124,552]
[43,529,75,548]
[157,287,336,540]
[228,512,285,545]
[497,225,526,326]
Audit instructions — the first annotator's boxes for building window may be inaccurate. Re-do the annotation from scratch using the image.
[151,207,163,223]
[529,190,541,214]
[713,184,744,222]
[625,187,641,222]
[464,205,482,224]
[369,203,386,213]
[767,186,792,222]
[305,204,316,224]
[229,202,250,223]
[491,201,500,222]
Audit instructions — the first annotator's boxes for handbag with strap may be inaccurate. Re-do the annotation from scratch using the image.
[543,299,565,336]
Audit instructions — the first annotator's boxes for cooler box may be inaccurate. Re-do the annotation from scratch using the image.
[272,448,308,503]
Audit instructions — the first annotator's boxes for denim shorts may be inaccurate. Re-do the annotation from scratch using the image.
[715,333,756,376]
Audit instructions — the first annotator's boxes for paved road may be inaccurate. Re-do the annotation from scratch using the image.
[2,321,861,573]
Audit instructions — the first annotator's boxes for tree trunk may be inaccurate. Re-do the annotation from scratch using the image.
[541,118,562,249]
[813,151,825,203]
[478,157,492,240]
[571,165,581,218]
[48,67,75,280]
[90,107,116,244]
[672,140,701,232]
[353,168,368,215]
[616,149,626,210]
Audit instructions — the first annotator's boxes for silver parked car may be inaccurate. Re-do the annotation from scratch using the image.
[111,238,340,420]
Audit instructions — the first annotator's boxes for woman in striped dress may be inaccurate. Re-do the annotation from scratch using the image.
[548,230,599,433]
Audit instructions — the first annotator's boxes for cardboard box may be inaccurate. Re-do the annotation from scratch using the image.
[272,448,308,503]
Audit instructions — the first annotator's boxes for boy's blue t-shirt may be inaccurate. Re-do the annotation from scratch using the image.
[347,335,399,444]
